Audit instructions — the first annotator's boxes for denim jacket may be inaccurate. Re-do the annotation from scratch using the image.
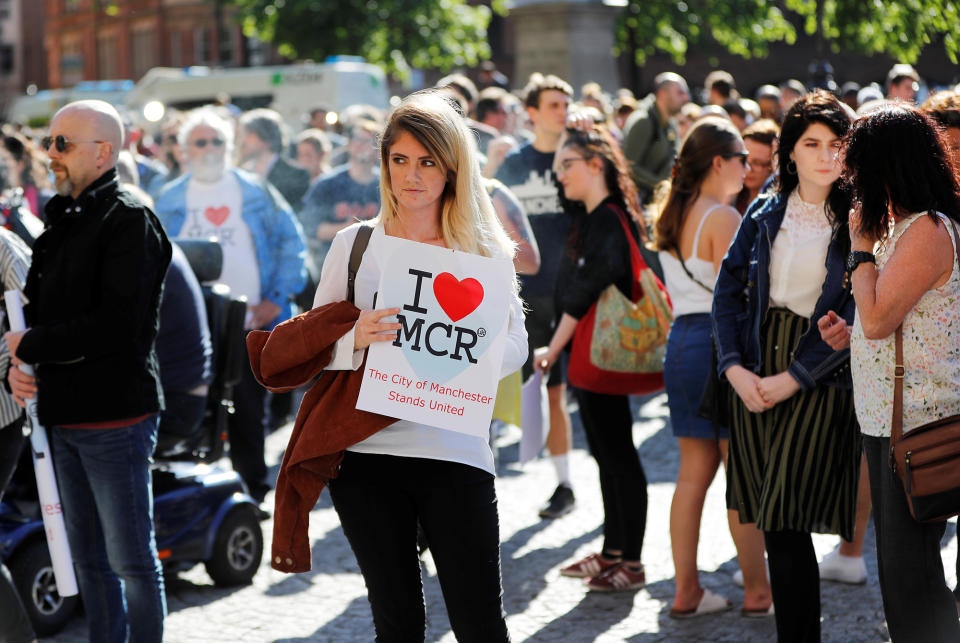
[711,192,854,390]
[155,168,308,329]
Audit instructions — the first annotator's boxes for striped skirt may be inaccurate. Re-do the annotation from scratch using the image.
[726,308,861,540]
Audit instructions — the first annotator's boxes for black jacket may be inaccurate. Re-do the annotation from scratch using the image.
[19,169,172,425]
[267,156,310,213]
[555,196,640,321]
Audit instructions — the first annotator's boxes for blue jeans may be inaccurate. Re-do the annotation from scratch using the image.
[52,416,166,643]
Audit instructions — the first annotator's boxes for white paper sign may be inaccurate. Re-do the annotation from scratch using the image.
[519,371,549,464]
[356,235,514,437]
[4,290,78,597]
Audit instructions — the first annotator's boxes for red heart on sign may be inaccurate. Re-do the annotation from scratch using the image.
[204,206,230,226]
[433,272,484,322]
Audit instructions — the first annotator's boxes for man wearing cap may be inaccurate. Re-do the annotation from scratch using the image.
[6,99,171,643]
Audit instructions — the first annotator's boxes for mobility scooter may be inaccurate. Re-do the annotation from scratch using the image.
[0,239,263,636]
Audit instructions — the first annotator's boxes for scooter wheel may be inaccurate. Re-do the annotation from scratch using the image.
[205,506,263,586]
[8,539,79,636]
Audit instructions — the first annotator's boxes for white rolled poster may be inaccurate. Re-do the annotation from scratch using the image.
[4,289,78,597]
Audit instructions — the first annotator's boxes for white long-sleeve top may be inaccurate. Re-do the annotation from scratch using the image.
[313,221,528,474]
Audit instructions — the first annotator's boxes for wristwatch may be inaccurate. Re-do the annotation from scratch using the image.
[846,251,876,273]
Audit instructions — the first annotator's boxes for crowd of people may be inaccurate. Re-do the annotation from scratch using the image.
[0,57,959,642]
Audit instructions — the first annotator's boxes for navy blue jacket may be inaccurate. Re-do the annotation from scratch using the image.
[711,192,854,390]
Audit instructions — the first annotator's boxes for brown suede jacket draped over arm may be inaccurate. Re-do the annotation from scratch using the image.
[247,300,395,572]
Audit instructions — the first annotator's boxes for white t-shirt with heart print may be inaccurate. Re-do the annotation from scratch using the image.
[182,172,261,308]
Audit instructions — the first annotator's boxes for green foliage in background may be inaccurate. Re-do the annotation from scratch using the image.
[618,0,797,65]
[234,0,500,81]
[785,0,960,63]
[619,0,960,65]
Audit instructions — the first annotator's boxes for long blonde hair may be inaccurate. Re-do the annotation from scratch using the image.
[377,90,515,260]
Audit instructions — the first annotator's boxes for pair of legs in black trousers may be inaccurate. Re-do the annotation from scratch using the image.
[573,388,647,562]
[764,529,820,643]
[230,333,270,503]
[329,451,510,642]
[863,435,960,642]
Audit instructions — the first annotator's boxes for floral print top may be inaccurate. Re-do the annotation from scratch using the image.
[852,212,960,437]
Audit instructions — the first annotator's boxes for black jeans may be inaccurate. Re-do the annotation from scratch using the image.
[229,333,269,503]
[0,419,38,643]
[863,434,960,642]
[329,452,509,643]
[573,388,647,561]
[764,529,820,643]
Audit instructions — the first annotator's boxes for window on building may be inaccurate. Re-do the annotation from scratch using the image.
[194,27,210,65]
[61,38,84,86]
[170,30,181,67]
[132,27,155,78]
[0,45,13,75]
[97,32,119,79]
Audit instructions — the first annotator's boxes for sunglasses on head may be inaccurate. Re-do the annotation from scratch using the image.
[190,138,225,148]
[40,135,105,153]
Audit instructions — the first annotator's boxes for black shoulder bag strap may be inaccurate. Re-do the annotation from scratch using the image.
[347,224,374,305]
[672,242,713,293]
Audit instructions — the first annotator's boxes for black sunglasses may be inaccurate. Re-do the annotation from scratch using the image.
[40,135,104,153]
[190,138,225,148]
[724,150,750,166]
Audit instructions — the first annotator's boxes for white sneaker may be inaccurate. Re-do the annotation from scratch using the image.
[818,548,867,584]
[732,561,769,588]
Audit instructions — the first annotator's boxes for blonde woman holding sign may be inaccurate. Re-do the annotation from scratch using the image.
[311,91,527,642]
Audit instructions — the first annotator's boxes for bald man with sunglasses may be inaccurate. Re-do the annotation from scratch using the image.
[6,99,172,643]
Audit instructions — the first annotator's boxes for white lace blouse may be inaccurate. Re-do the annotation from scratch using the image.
[768,190,833,318]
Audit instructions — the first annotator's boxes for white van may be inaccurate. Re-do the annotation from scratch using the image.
[5,80,134,127]
[125,59,390,128]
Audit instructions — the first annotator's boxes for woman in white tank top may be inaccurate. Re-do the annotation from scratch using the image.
[650,117,772,617]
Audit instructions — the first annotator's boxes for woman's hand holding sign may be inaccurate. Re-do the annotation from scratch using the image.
[354,308,403,351]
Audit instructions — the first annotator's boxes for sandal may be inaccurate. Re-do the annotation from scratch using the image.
[669,589,732,619]
[741,603,775,618]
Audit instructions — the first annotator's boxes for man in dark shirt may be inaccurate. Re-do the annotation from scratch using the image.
[496,72,577,519]
[155,242,213,453]
[299,117,381,270]
[7,99,171,643]
[239,108,311,212]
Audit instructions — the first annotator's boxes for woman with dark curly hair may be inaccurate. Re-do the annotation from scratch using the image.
[712,90,861,642]
[819,104,960,641]
[535,123,650,591]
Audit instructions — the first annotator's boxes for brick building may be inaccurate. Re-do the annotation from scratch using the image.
[42,0,282,89]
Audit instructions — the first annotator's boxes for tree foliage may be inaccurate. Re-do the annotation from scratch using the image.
[619,0,960,65]
[785,0,960,63]
[618,0,797,65]
[234,0,496,80]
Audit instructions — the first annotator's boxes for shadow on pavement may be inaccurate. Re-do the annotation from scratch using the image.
[525,589,636,641]
[272,594,375,642]
[263,525,358,596]
[501,526,603,616]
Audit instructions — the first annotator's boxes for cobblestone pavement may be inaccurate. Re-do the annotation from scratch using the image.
[45,392,959,642]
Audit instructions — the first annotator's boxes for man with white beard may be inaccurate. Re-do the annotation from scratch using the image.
[154,108,307,512]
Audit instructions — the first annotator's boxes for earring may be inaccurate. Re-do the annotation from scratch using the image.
[787,160,797,175]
